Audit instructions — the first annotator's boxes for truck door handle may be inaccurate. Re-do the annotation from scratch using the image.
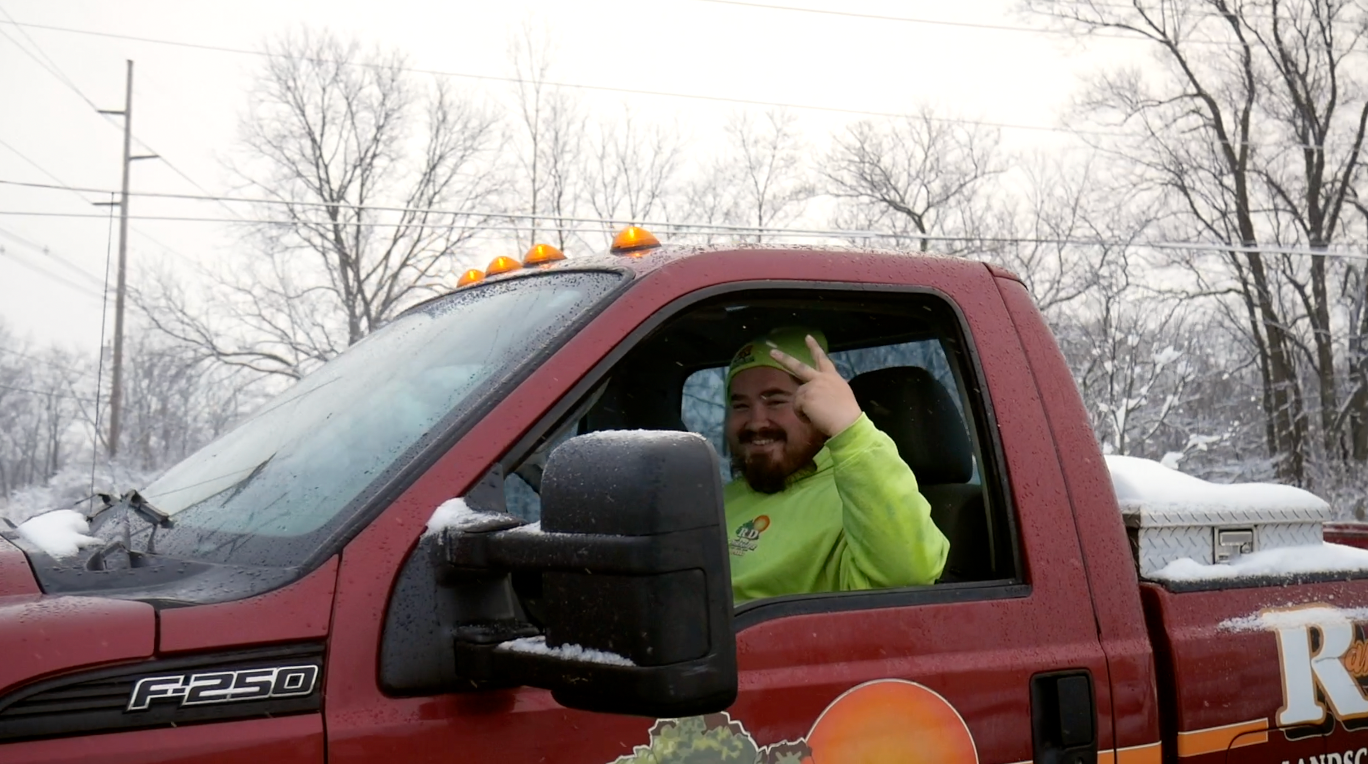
[1030,670,1097,764]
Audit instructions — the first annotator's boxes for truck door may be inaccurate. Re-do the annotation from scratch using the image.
[322,255,1124,764]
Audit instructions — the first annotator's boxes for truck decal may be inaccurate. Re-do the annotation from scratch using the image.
[1262,605,1368,731]
[609,679,978,763]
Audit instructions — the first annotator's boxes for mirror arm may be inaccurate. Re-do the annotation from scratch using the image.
[442,526,719,575]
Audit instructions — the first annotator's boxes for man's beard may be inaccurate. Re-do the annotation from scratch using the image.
[729,426,823,494]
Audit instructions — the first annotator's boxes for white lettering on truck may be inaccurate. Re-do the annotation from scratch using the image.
[1282,750,1368,764]
[1264,606,1368,727]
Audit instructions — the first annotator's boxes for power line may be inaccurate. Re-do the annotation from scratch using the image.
[0,10,244,224]
[2,18,1357,150]
[0,209,862,237]
[0,227,107,288]
[698,0,1368,53]
[0,18,1118,140]
[9,179,1368,254]
[0,382,96,403]
[0,246,105,300]
[0,5,93,101]
[691,0,1137,38]
[0,347,92,378]
[0,137,101,205]
[0,207,1362,260]
[5,179,882,235]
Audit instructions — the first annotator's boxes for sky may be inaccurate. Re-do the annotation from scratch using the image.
[0,0,1135,353]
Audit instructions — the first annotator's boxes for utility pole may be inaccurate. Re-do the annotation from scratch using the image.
[96,60,157,459]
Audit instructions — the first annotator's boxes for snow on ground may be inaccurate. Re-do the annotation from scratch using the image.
[495,635,635,666]
[14,509,101,557]
[0,462,160,526]
[1150,542,1368,582]
[1106,454,1329,516]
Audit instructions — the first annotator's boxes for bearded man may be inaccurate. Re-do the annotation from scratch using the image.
[723,327,949,604]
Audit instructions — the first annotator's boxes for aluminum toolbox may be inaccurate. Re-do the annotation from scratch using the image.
[1106,456,1333,578]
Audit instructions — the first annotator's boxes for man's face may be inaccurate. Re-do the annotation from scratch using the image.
[726,366,826,494]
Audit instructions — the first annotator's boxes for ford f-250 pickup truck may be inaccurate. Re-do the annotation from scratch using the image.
[2,228,1367,764]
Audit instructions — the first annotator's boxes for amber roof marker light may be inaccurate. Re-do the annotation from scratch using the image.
[456,268,485,287]
[523,243,566,266]
[610,226,661,257]
[485,255,523,276]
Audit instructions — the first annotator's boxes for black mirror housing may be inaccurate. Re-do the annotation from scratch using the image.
[443,430,736,717]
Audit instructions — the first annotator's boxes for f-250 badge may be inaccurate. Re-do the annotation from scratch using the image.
[609,679,978,763]
[126,664,319,711]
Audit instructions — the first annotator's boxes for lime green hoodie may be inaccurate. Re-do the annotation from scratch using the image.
[723,413,949,604]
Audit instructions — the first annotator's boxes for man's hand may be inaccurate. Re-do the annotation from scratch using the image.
[769,335,862,437]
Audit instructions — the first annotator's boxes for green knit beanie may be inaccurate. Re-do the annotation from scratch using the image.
[726,327,829,389]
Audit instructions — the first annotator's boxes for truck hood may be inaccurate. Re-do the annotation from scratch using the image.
[0,593,156,697]
[0,537,157,697]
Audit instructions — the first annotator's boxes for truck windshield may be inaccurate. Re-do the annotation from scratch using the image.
[135,270,623,568]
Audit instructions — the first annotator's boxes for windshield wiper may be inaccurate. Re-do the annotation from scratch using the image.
[83,490,175,565]
[90,490,172,531]
[127,491,173,528]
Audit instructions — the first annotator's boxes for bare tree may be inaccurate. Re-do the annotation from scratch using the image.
[1350,194,1368,461]
[1057,250,1199,457]
[725,109,814,241]
[1027,0,1368,487]
[509,23,585,251]
[823,108,1002,253]
[0,322,89,505]
[992,153,1149,315]
[105,329,259,473]
[146,29,503,379]
[584,109,685,244]
[674,161,745,246]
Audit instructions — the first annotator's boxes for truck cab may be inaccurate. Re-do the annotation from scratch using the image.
[2,232,1365,763]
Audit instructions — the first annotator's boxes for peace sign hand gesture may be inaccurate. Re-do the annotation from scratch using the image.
[769,335,864,438]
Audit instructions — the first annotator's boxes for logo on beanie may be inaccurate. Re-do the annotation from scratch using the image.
[731,343,756,370]
[728,515,770,557]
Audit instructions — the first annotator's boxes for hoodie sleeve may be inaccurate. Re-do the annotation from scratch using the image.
[825,413,949,589]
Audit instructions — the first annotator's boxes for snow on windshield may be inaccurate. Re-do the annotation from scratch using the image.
[15,509,101,557]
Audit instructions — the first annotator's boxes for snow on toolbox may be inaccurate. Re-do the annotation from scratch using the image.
[1105,455,1333,578]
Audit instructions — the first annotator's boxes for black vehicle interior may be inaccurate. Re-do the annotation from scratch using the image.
[495,288,1017,587]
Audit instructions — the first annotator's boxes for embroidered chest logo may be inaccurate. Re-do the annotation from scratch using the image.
[729,515,770,557]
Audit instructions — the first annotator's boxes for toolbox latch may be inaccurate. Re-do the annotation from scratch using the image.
[1213,527,1255,563]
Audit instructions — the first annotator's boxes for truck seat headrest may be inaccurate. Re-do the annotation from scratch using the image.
[848,366,974,485]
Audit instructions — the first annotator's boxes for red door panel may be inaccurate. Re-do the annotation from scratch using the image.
[324,253,1114,763]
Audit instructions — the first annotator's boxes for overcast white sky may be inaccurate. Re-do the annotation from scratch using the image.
[0,0,1135,352]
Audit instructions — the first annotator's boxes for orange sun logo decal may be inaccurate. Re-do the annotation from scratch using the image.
[609,679,978,764]
[805,680,978,763]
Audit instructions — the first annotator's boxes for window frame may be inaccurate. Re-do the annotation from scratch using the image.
[485,280,1026,627]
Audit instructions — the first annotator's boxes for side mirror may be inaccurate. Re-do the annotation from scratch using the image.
[443,430,736,717]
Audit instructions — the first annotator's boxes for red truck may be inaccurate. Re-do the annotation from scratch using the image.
[2,230,1367,764]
